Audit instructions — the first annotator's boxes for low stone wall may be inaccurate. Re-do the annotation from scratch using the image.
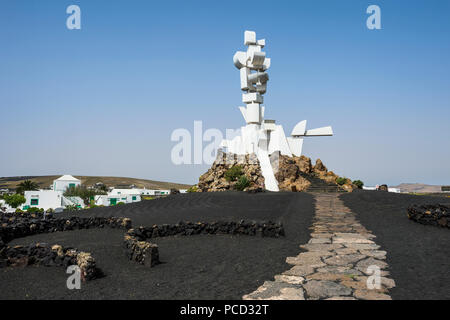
[407,204,449,228]
[0,215,131,280]
[124,231,160,267]
[122,220,284,267]
[127,220,285,239]
[0,243,98,280]
[0,213,285,273]
[0,216,131,244]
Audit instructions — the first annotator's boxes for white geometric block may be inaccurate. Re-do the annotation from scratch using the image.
[250,51,266,66]
[287,137,304,157]
[240,67,250,90]
[233,51,247,69]
[263,119,276,131]
[242,92,263,104]
[257,39,266,47]
[244,31,256,45]
[256,83,267,94]
[291,120,307,136]
[263,58,271,70]
[268,125,293,157]
[248,71,269,84]
[246,103,261,124]
[305,126,333,136]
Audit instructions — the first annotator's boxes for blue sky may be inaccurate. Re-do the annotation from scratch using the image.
[0,0,449,186]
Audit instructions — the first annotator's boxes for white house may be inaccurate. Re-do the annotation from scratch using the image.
[23,190,86,211]
[363,186,401,193]
[138,189,171,196]
[94,193,141,206]
[52,175,81,192]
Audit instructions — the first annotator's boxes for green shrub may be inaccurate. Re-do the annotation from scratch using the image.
[26,207,44,213]
[187,185,199,193]
[65,204,79,211]
[234,175,251,191]
[352,180,364,189]
[3,194,26,208]
[116,202,125,206]
[336,177,348,186]
[225,165,244,182]
[15,208,24,213]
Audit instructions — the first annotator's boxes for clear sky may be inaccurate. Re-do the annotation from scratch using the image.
[1,0,449,186]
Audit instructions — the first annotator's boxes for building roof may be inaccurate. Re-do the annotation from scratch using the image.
[55,175,81,182]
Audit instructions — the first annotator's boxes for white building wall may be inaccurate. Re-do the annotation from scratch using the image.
[53,179,81,192]
[24,190,64,211]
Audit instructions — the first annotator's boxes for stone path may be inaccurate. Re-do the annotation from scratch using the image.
[243,193,395,300]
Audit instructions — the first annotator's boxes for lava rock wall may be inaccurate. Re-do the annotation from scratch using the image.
[407,204,449,228]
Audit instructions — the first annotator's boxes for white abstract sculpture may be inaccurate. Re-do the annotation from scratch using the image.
[220,31,333,191]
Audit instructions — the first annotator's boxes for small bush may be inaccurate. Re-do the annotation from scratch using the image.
[225,165,244,182]
[15,208,23,213]
[234,175,251,191]
[352,180,364,189]
[187,185,199,193]
[4,194,26,208]
[26,207,44,213]
[116,202,125,206]
[336,177,348,186]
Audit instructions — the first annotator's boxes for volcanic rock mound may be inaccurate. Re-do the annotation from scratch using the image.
[198,151,356,192]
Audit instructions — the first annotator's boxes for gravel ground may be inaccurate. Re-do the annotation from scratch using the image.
[0,192,314,300]
[340,190,450,300]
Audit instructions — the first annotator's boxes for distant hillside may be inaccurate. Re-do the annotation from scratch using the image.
[393,183,443,193]
[0,176,192,191]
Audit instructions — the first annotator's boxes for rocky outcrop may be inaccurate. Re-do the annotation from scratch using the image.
[198,150,264,192]
[198,150,356,193]
[275,155,311,192]
[275,154,355,192]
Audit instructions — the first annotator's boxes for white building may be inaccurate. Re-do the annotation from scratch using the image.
[22,190,85,211]
[53,175,81,192]
[362,186,401,193]
[94,192,141,206]
[138,189,171,196]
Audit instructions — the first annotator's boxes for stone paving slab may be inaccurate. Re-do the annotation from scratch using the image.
[243,193,396,300]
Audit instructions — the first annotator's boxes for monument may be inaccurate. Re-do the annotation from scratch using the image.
[219,31,333,191]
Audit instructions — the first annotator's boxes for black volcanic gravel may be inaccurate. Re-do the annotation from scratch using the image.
[341,190,450,300]
[0,192,314,300]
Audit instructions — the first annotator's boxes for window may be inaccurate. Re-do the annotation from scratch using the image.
[132,196,136,201]
[31,199,39,206]
[69,183,76,189]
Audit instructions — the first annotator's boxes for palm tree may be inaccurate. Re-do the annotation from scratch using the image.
[16,180,39,195]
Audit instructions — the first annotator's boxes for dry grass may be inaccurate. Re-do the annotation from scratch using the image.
[0,175,192,191]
